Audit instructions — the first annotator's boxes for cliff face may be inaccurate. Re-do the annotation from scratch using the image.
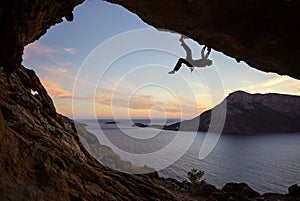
[166,91,300,134]
[66,118,155,174]
[0,66,183,200]
[0,1,300,200]
[226,91,300,115]
[218,91,300,133]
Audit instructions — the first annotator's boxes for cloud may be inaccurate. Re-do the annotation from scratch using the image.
[244,76,291,91]
[63,48,78,54]
[41,78,72,98]
[228,75,300,96]
[260,76,290,87]
[39,64,91,86]
[23,42,78,61]
[58,95,73,99]
[244,76,296,93]
[193,82,208,91]
[23,42,56,60]
[95,88,203,115]
[43,83,206,118]
[41,65,72,79]
[128,94,155,109]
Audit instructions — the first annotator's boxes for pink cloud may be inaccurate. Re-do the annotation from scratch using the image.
[23,42,56,60]
[23,42,78,61]
[39,64,91,86]
[40,78,72,98]
[63,48,78,54]
[95,88,203,115]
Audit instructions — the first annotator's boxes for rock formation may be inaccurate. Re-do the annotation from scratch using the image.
[64,117,155,174]
[1,1,300,200]
[0,66,183,200]
[165,91,300,133]
[3,66,293,200]
[108,0,300,79]
[0,0,84,72]
[1,1,300,79]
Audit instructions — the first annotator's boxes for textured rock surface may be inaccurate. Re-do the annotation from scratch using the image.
[0,0,84,71]
[108,0,300,79]
[0,1,299,200]
[0,66,181,200]
[1,1,300,79]
[165,91,300,133]
[65,118,155,174]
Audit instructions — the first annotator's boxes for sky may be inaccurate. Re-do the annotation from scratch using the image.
[22,0,300,119]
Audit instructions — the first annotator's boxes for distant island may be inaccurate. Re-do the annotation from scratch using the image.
[134,91,300,134]
[104,121,120,125]
[132,122,164,129]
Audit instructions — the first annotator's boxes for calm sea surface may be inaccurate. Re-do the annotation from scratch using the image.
[78,119,300,194]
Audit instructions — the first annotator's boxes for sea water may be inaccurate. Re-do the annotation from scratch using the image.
[79,119,300,194]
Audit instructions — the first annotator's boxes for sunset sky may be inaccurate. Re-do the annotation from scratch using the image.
[22,0,300,119]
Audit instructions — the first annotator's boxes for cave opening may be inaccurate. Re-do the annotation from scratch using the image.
[22,0,300,121]
[1,0,299,198]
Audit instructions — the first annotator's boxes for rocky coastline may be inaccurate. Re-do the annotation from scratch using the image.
[1,1,300,200]
[72,116,300,201]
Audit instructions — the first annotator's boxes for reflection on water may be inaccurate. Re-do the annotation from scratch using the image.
[80,119,300,194]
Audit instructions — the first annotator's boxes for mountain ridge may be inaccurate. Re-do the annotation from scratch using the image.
[164,91,300,134]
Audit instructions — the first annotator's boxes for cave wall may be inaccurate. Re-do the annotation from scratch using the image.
[0,1,299,199]
[1,0,299,78]
[0,41,178,201]
[0,0,84,70]
[108,0,300,79]
[0,1,180,200]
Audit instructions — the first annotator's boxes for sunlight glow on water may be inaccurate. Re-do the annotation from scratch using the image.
[80,119,300,194]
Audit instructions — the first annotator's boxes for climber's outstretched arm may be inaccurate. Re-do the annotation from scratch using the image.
[180,36,192,60]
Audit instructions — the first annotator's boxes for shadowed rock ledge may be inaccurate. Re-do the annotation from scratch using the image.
[0,0,84,72]
[1,1,300,79]
[0,66,180,200]
[108,0,300,79]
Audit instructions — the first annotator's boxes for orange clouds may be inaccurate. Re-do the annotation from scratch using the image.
[40,78,72,98]
[95,88,203,118]
[37,79,208,119]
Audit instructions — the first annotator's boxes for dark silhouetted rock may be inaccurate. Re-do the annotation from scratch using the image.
[289,184,300,198]
[222,182,260,198]
[262,193,288,201]
[0,0,84,71]
[211,191,227,201]
[2,1,300,79]
[205,196,218,201]
[0,66,181,200]
[133,122,164,129]
[0,66,295,201]
[133,122,149,128]
[200,183,218,197]
[108,0,300,79]
[104,121,119,124]
[0,1,299,200]
[165,91,300,134]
